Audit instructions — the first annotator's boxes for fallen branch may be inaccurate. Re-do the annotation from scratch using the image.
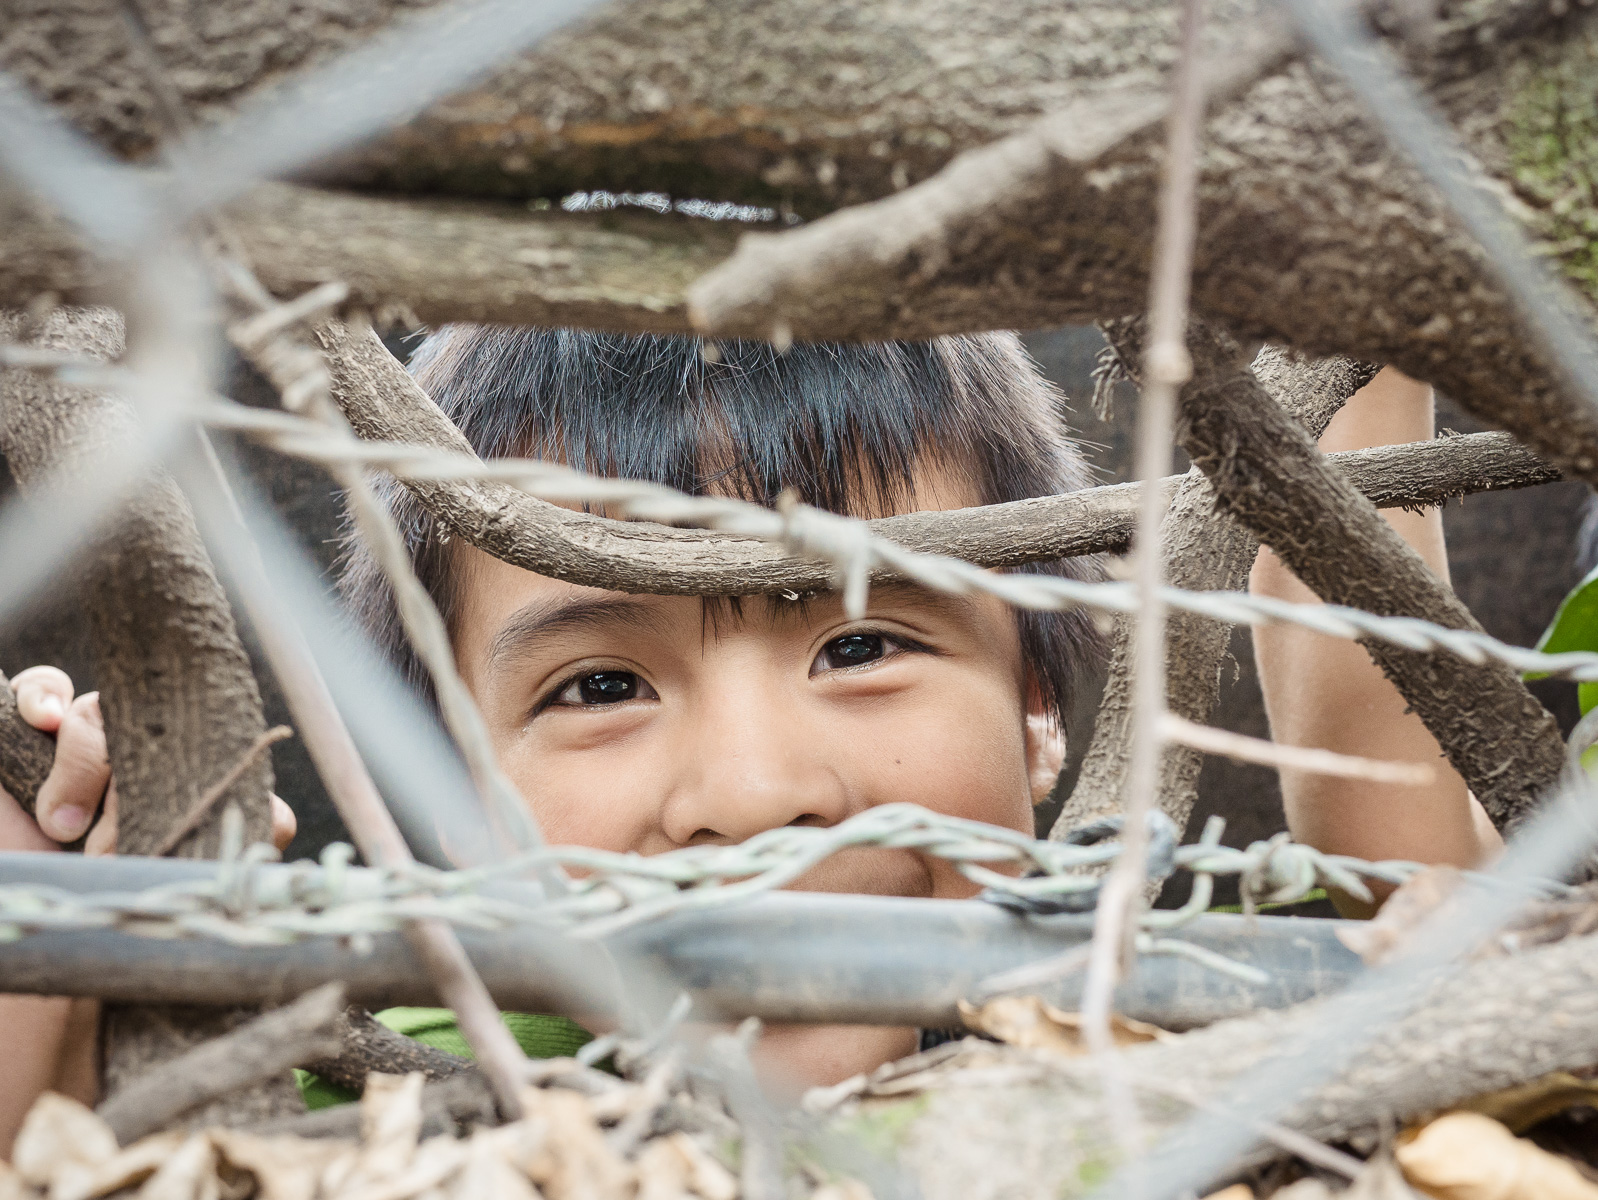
[1114,319,1565,831]
[317,323,1557,595]
[1054,349,1376,841]
[95,983,347,1145]
[847,927,1598,1200]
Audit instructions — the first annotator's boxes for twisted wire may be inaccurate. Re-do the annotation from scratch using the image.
[194,398,1598,684]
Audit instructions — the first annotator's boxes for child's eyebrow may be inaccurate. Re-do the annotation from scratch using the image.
[485,595,668,673]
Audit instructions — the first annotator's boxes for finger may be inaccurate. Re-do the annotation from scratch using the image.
[10,666,75,734]
[0,783,59,852]
[35,693,110,843]
[270,794,297,853]
[85,780,117,857]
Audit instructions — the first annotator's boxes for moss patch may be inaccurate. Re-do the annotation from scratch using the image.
[1505,28,1598,296]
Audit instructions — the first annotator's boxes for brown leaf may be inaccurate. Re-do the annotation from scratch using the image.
[812,1182,874,1200]
[634,1137,690,1200]
[358,1074,426,1178]
[1345,1154,1423,1200]
[1337,867,1462,966]
[669,1135,736,1200]
[517,1088,632,1200]
[135,1135,219,1200]
[445,1139,539,1200]
[1453,1073,1598,1134]
[0,1159,40,1200]
[12,1095,120,1192]
[209,1130,353,1200]
[1396,1110,1598,1199]
[957,996,1168,1056]
[51,1134,184,1200]
[1198,1187,1253,1200]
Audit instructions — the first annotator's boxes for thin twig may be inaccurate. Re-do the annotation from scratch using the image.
[1081,0,1209,1177]
[1158,714,1436,786]
[154,725,292,857]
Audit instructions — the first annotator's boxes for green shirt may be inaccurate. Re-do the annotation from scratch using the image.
[295,1009,593,1110]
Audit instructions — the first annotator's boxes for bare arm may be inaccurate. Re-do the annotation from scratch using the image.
[1250,367,1501,878]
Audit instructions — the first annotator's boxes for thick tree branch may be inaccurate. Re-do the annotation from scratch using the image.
[0,306,283,1126]
[319,323,1559,596]
[96,984,347,1145]
[864,926,1598,1200]
[1110,319,1565,830]
[303,1007,473,1092]
[1054,350,1378,841]
[1,182,734,334]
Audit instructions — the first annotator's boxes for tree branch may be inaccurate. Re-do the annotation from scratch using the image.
[1112,319,1565,830]
[1054,350,1378,842]
[318,323,1559,596]
[2,182,734,334]
[0,306,283,1126]
[95,984,347,1145]
[303,1007,473,1092]
[864,926,1598,1200]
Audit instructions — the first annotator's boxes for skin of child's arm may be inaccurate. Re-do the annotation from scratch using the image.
[1249,367,1502,889]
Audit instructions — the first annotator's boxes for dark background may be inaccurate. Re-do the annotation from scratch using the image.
[0,326,1587,877]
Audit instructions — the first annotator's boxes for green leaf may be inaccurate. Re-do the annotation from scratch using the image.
[1533,563,1598,714]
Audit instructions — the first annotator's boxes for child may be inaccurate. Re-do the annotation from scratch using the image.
[0,329,1493,1150]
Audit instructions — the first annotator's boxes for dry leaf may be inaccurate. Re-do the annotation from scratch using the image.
[446,1140,538,1200]
[634,1137,690,1200]
[1268,1181,1335,1200]
[812,1182,875,1200]
[1396,1110,1598,1200]
[209,1130,353,1200]
[518,1088,632,1200]
[1337,866,1461,965]
[669,1135,736,1200]
[1199,1187,1253,1200]
[50,1133,184,1200]
[136,1134,218,1200]
[12,1095,120,1192]
[340,1137,468,1200]
[358,1074,426,1179]
[1,1158,39,1200]
[1345,1154,1423,1200]
[957,996,1168,1056]
[1452,1074,1598,1134]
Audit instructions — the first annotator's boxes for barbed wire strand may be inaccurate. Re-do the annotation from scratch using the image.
[190,394,1598,684]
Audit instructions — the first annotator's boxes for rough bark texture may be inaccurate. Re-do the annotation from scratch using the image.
[321,322,1559,596]
[682,5,1598,496]
[96,983,346,1146]
[854,927,1598,1200]
[1107,319,1564,831]
[303,1006,474,1091]
[0,670,58,817]
[0,182,735,334]
[1053,349,1378,841]
[0,306,285,1126]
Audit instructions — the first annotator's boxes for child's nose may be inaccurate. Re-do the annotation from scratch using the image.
[660,705,853,845]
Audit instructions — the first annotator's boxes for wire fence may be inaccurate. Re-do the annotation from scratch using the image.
[4,0,1598,1196]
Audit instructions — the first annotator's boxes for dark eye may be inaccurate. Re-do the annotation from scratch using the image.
[816,633,886,672]
[553,670,655,707]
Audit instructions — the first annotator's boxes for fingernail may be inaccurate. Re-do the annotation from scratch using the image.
[36,694,64,721]
[49,806,90,840]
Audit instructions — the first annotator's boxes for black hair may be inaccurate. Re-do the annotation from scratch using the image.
[340,328,1103,723]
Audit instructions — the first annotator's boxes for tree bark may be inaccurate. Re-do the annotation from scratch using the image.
[847,926,1598,1200]
[1054,349,1377,841]
[0,306,285,1124]
[1108,318,1564,831]
[1,182,734,335]
[319,322,1560,597]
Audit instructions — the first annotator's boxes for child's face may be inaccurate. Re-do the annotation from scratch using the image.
[449,465,1063,1086]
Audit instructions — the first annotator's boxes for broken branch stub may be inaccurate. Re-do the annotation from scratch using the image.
[1108,318,1564,832]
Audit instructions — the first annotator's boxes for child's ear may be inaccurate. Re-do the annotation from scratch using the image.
[1023,680,1066,808]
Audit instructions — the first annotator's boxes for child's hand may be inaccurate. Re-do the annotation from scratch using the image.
[0,665,297,857]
